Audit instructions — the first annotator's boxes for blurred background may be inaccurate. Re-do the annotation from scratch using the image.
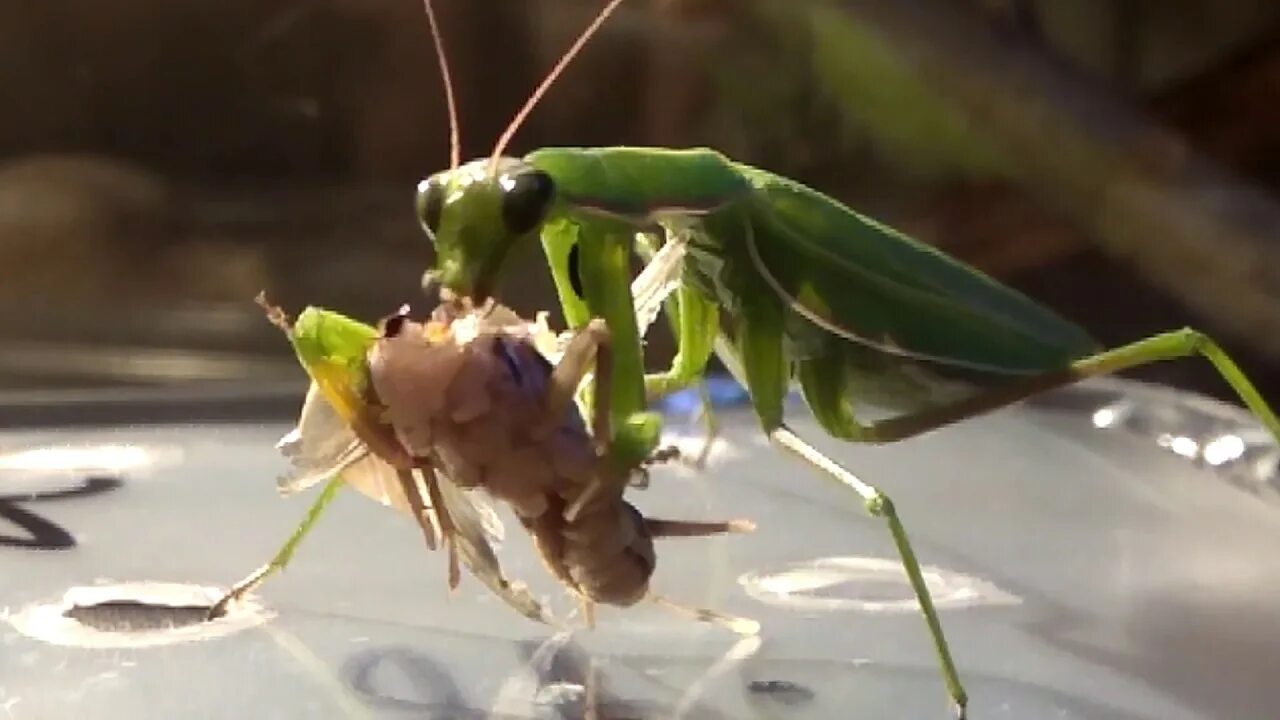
[3,0,1280,409]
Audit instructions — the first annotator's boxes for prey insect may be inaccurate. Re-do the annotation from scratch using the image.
[407,0,1280,716]
[371,293,755,629]
[208,294,548,624]
[209,292,756,633]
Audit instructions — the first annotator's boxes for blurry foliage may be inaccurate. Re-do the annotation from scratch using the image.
[743,1,1011,182]
[1,0,1280,393]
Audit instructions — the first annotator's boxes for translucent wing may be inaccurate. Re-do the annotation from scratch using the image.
[631,228,687,339]
[420,464,556,626]
[275,381,504,548]
[280,382,544,621]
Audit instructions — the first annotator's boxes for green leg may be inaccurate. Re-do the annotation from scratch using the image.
[758,327,1280,719]
[813,328,1280,445]
[543,221,705,477]
[712,334,968,717]
[770,425,968,718]
[552,223,648,432]
[627,234,723,467]
[540,317,663,473]
[686,381,721,468]
[643,284,720,401]
[539,318,613,448]
[207,476,343,620]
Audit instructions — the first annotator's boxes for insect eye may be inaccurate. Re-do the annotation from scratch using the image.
[380,304,412,338]
[416,177,445,241]
[501,170,554,236]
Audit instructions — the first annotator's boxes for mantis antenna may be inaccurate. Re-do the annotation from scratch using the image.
[490,0,628,168]
[421,0,461,169]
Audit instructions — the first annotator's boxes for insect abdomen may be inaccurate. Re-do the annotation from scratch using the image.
[564,498,654,607]
[529,492,655,608]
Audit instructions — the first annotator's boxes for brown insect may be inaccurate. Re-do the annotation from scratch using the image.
[209,293,755,633]
[367,294,757,630]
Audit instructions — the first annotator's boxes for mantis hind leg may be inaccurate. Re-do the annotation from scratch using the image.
[717,306,969,717]
[778,328,1280,719]
[803,328,1280,446]
[207,476,343,620]
[769,424,968,719]
[646,289,722,470]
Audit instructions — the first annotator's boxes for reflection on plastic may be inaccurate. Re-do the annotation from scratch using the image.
[0,444,154,474]
[1047,378,1280,497]
[738,556,1020,613]
[665,375,1280,498]
[344,633,758,719]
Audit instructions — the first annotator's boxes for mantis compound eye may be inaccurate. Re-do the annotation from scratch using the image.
[415,176,445,241]
[500,169,554,236]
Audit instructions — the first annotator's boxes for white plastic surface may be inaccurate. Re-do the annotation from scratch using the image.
[2,377,1280,719]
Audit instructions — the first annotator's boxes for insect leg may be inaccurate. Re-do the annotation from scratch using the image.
[549,317,661,480]
[630,227,731,469]
[1070,329,1280,439]
[648,594,759,636]
[632,229,720,405]
[769,424,968,720]
[636,443,682,487]
[541,318,612,447]
[580,596,597,630]
[803,329,1280,446]
[685,381,721,469]
[551,316,659,488]
[643,285,720,401]
[403,465,461,590]
[711,322,969,716]
[644,517,755,537]
[207,476,343,620]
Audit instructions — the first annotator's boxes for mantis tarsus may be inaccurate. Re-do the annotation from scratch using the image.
[408,0,1280,717]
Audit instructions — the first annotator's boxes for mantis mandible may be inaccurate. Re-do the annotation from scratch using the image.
[409,1,1280,717]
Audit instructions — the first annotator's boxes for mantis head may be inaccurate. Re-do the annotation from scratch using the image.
[413,0,625,301]
[417,156,555,300]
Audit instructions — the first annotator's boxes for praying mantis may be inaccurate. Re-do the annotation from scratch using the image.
[405,0,1280,717]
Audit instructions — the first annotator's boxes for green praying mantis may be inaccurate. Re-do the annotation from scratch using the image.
[403,0,1280,717]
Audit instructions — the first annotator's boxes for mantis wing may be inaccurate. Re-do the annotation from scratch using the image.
[734,161,1100,376]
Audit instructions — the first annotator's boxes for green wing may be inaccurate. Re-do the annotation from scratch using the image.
[731,161,1099,376]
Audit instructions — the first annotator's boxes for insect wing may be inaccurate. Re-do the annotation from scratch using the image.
[736,162,1099,375]
[277,383,376,492]
[631,228,687,339]
[425,466,553,625]
[277,381,507,550]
